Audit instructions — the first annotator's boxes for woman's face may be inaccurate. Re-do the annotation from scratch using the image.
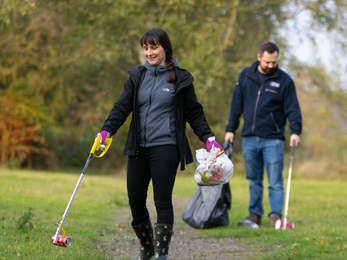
[142,42,166,66]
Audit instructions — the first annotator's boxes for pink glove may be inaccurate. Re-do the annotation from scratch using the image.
[95,130,109,144]
[205,136,222,152]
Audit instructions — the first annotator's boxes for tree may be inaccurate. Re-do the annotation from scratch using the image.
[1,0,347,171]
[0,91,45,168]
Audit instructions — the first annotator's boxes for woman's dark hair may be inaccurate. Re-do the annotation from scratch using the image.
[140,28,175,83]
[258,41,280,56]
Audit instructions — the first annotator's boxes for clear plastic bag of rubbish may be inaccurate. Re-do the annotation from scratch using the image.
[194,147,234,186]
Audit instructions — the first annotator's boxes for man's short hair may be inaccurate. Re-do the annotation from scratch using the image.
[258,41,279,56]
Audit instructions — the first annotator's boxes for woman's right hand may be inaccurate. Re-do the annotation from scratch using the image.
[95,130,110,144]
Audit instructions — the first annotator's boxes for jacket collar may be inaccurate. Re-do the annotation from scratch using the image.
[127,65,194,93]
[173,68,194,92]
[246,60,279,82]
[128,66,146,77]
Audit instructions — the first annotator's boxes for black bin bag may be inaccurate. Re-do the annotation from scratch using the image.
[181,141,232,229]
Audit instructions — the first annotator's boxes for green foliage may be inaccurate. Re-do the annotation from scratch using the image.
[0,0,34,30]
[286,58,347,177]
[16,207,34,230]
[0,0,347,172]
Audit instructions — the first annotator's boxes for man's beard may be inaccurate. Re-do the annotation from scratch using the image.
[261,65,276,74]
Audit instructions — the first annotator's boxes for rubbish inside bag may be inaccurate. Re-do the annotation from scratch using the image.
[194,148,233,186]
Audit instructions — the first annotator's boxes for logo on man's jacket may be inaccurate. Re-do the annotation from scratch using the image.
[269,81,280,88]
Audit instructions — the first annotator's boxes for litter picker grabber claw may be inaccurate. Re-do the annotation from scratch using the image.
[52,134,112,246]
[276,139,296,230]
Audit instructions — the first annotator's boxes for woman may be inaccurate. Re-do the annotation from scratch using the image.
[96,28,221,260]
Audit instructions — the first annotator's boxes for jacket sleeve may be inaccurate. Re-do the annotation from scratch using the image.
[101,77,135,135]
[225,74,244,133]
[283,79,302,135]
[184,84,214,143]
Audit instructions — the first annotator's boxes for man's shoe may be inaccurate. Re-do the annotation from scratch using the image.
[237,213,261,227]
[269,213,281,228]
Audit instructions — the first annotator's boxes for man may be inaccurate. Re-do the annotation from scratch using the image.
[224,41,302,228]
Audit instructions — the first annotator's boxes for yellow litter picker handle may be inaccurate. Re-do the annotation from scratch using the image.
[91,133,113,158]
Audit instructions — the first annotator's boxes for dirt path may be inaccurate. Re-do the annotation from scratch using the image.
[100,196,257,260]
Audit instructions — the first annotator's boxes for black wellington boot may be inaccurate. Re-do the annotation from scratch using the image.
[132,219,154,260]
[153,223,173,260]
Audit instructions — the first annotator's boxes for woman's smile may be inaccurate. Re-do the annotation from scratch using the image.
[143,44,166,66]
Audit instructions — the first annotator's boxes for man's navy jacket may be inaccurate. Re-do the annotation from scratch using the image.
[226,61,302,140]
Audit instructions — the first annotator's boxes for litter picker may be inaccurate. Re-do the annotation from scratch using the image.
[52,134,112,247]
[276,139,296,230]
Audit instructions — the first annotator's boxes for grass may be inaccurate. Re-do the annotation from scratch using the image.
[0,169,128,259]
[175,169,347,259]
[1,167,347,259]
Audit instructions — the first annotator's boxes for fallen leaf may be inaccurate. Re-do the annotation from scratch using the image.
[321,236,325,239]
[277,245,282,248]
[344,245,347,248]
[292,243,298,247]
[303,249,306,252]
[25,237,30,241]
[1,257,5,259]
[293,251,299,255]
[319,240,324,244]
[315,241,318,245]
[304,237,310,241]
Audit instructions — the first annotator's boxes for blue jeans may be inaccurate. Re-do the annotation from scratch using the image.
[242,136,284,218]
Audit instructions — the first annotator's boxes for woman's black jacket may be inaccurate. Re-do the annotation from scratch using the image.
[101,66,214,171]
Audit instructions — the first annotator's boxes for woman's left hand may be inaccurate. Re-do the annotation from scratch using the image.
[206,137,222,151]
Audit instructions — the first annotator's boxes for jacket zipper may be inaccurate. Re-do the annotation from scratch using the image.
[174,76,192,121]
[251,75,277,134]
[173,78,193,170]
[143,67,158,147]
[130,68,146,159]
[266,88,279,94]
[271,112,280,132]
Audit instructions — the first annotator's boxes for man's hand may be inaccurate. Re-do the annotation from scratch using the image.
[224,132,235,143]
[290,134,300,147]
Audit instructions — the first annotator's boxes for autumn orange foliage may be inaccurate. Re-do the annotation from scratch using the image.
[0,92,42,168]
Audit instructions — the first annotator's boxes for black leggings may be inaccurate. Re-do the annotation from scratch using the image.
[127,145,180,226]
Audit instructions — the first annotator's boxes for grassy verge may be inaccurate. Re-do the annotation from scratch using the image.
[0,169,128,260]
[1,168,347,259]
[175,173,347,259]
